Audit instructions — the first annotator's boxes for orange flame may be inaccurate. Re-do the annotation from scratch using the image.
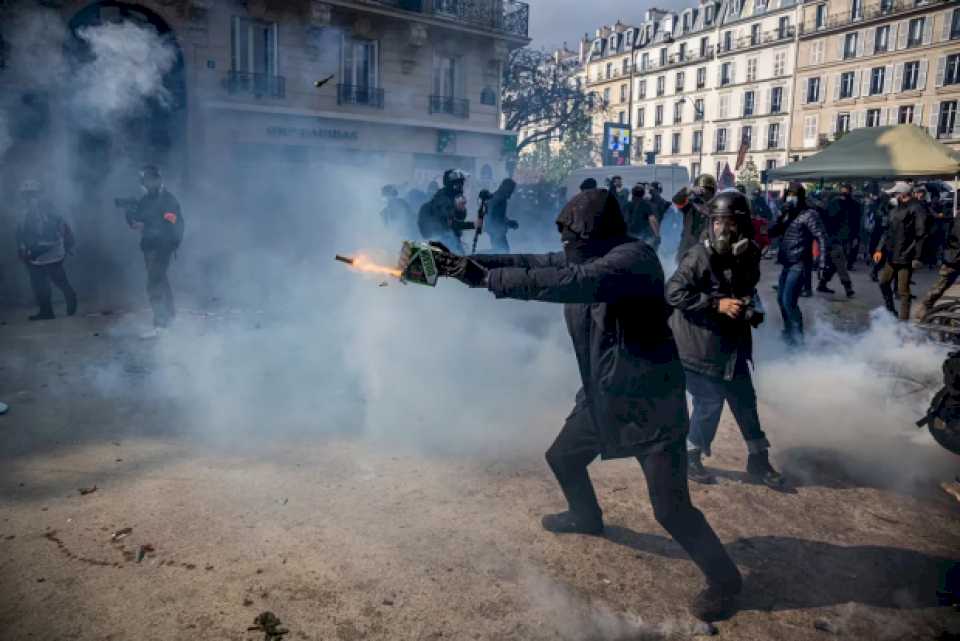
[350,254,402,279]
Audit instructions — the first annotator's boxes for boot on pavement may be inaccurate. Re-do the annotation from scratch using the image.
[747,451,785,489]
[690,577,742,622]
[816,281,835,294]
[843,282,855,298]
[541,511,604,535]
[687,450,717,484]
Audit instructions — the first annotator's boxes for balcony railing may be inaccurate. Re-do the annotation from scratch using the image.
[429,95,470,118]
[224,71,285,98]
[337,84,385,108]
[800,0,950,35]
[371,0,529,38]
[718,27,796,54]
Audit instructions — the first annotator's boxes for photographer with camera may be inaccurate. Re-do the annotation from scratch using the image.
[666,191,784,489]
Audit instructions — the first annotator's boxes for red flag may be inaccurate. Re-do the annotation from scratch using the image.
[735,141,749,171]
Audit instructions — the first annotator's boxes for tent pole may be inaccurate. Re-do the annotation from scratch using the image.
[955,175,958,219]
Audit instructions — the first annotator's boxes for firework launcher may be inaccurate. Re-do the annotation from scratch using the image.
[335,241,440,287]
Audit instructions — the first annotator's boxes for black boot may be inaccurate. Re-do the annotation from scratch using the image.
[29,310,55,321]
[540,511,603,535]
[843,282,855,298]
[883,296,897,316]
[690,577,742,622]
[687,450,716,484]
[747,451,785,489]
[817,281,835,294]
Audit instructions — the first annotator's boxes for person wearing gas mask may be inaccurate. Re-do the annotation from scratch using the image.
[126,165,183,335]
[399,189,744,622]
[624,183,660,248]
[875,182,930,321]
[666,192,784,489]
[769,182,828,346]
[817,183,858,298]
[484,178,519,252]
[380,185,416,239]
[673,174,718,263]
[15,179,77,321]
[417,169,474,253]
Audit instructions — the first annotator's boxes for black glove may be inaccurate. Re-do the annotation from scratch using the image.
[429,242,488,287]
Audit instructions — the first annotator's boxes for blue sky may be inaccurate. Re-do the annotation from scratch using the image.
[527,0,688,50]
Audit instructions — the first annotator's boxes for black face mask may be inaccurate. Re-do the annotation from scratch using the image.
[561,229,596,264]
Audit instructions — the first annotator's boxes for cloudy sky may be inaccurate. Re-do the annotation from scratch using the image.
[527,0,687,50]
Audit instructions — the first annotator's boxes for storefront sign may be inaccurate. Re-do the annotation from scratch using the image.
[266,126,359,141]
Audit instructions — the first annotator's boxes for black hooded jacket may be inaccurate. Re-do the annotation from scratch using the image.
[666,240,761,380]
[880,198,930,265]
[472,190,688,459]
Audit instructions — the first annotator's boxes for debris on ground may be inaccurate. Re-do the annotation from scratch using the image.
[136,544,155,563]
[78,485,98,496]
[110,527,132,541]
[247,611,289,640]
[382,599,394,606]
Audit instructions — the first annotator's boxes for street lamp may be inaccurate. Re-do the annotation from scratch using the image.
[679,97,705,177]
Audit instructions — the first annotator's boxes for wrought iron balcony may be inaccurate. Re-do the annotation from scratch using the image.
[429,95,470,118]
[363,0,529,38]
[800,0,951,35]
[224,71,285,98]
[337,84,385,108]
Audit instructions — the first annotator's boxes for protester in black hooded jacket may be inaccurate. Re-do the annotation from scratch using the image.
[667,191,783,489]
[401,189,743,623]
[484,178,519,252]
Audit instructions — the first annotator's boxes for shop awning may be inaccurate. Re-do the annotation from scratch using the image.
[768,125,960,181]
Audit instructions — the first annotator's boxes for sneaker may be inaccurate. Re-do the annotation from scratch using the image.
[687,450,717,484]
[690,580,742,622]
[747,452,785,489]
[540,511,604,535]
[28,311,55,321]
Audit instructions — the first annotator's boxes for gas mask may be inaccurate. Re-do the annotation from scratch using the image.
[561,228,593,264]
[785,195,798,208]
[710,217,741,256]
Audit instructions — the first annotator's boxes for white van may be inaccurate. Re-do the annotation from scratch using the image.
[564,165,691,202]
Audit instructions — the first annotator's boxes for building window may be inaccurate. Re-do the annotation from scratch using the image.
[774,51,786,77]
[866,108,881,127]
[803,114,818,143]
[907,17,924,48]
[945,54,960,86]
[720,62,733,86]
[743,90,755,116]
[638,107,645,127]
[741,125,753,148]
[843,33,858,59]
[771,86,783,113]
[676,71,685,92]
[603,87,611,103]
[767,122,780,149]
[655,104,663,126]
[622,58,630,75]
[747,58,758,82]
[672,132,681,154]
[715,127,728,152]
[692,161,701,178]
[656,76,665,96]
[851,0,863,20]
[339,37,380,106]
[951,9,960,40]
[693,130,703,152]
[839,71,856,99]
[674,101,683,123]
[939,101,958,137]
[898,104,915,123]
[806,77,821,102]
[751,23,761,46]
[723,30,733,52]
[639,79,647,98]
[778,16,790,39]
[432,53,466,115]
[810,41,825,65]
[231,17,279,76]
[874,25,889,53]
[700,37,709,57]
[766,159,778,171]
[836,112,851,134]
[654,134,662,153]
[620,84,627,102]
[697,66,707,89]
[879,0,893,13]
[705,5,714,24]
[869,67,885,94]
[902,61,920,91]
[618,110,626,123]
[682,13,690,33]
[641,53,650,70]
[719,94,730,119]
[606,62,612,79]
[679,43,687,60]
[815,4,826,29]
[660,47,668,66]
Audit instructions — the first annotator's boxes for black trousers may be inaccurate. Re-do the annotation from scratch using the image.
[545,401,741,587]
[143,248,175,327]
[26,261,76,315]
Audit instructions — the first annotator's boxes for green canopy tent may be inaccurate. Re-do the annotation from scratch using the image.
[768,124,960,214]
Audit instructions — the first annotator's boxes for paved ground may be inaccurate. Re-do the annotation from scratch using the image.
[1,260,958,641]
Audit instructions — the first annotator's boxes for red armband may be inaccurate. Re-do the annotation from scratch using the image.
[163,212,178,224]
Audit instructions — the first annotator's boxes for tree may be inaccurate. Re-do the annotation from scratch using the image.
[516,113,599,184]
[502,47,605,156]
[738,160,761,192]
